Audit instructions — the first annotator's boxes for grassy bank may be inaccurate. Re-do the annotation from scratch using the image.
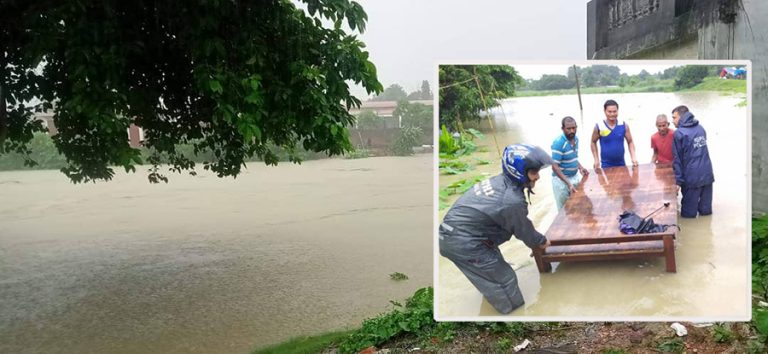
[516,77,746,97]
[253,330,353,354]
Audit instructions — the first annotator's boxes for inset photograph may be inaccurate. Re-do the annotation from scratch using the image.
[434,61,751,320]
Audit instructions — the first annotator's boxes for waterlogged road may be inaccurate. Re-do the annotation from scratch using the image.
[0,154,433,353]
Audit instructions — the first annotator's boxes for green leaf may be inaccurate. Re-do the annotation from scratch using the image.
[245,91,261,104]
[209,80,223,94]
[755,309,768,335]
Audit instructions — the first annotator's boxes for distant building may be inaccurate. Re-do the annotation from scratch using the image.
[348,100,433,129]
[34,109,144,148]
[587,0,767,212]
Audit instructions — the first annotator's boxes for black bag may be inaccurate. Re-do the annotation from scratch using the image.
[618,203,679,234]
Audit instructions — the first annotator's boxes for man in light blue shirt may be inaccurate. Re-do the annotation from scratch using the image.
[551,116,590,210]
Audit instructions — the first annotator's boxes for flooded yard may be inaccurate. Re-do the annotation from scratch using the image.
[437,92,750,319]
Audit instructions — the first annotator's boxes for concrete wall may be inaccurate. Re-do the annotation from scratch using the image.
[693,0,768,213]
[587,0,768,212]
[627,37,698,59]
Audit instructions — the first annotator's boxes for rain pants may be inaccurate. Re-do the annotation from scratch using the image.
[439,174,547,314]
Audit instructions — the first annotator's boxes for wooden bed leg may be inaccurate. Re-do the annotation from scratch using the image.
[533,249,552,273]
[663,235,676,273]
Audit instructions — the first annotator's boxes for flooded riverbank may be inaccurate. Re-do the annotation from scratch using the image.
[0,154,432,353]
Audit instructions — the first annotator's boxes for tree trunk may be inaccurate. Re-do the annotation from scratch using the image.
[0,81,7,152]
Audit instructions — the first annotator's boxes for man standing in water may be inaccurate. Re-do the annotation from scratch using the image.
[551,116,590,210]
[651,114,675,165]
[672,105,714,218]
[439,144,551,314]
[591,99,639,170]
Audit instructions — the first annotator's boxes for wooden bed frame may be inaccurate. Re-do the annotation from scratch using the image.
[533,164,679,273]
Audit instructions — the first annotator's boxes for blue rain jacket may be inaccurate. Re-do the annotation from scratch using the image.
[672,112,714,188]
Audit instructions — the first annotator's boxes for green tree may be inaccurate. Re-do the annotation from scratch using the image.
[0,0,382,183]
[661,66,681,80]
[618,74,628,88]
[675,65,709,89]
[535,74,575,90]
[356,109,383,130]
[438,65,522,129]
[371,84,408,102]
[391,125,422,156]
[580,65,620,86]
[394,101,432,132]
[405,80,432,100]
[419,80,432,100]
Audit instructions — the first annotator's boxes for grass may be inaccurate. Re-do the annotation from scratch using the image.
[656,338,685,353]
[253,330,353,354]
[682,77,747,93]
[601,349,629,354]
[516,80,675,97]
[389,272,409,281]
[516,77,746,97]
[344,148,371,159]
[713,323,734,343]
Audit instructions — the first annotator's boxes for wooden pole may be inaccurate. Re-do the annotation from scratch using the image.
[573,64,584,127]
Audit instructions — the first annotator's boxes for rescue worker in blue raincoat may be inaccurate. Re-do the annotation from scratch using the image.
[671,105,714,218]
[439,144,552,314]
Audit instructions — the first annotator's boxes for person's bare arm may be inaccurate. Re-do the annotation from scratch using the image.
[590,126,601,171]
[552,163,576,193]
[625,123,638,166]
[651,136,658,163]
[578,161,589,176]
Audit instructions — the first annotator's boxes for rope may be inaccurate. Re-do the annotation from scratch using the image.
[438,76,478,90]
[472,67,502,157]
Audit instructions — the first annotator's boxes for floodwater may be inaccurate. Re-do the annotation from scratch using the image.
[437,91,750,319]
[0,155,433,353]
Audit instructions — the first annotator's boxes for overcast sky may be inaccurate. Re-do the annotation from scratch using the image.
[349,0,589,98]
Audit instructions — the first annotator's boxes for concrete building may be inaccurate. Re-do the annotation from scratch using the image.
[348,99,433,129]
[587,0,767,212]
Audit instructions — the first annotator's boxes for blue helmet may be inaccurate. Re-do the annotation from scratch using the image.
[502,144,553,184]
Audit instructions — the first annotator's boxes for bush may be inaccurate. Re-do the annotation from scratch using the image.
[0,133,67,171]
[675,65,709,89]
[391,126,422,156]
[337,287,434,353]
[345,149,370,159]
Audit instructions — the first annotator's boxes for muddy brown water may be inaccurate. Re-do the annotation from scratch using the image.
[437,92,750,318]
[0,155,432,353]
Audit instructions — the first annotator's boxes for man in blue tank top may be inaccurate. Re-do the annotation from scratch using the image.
[590,99,638,170]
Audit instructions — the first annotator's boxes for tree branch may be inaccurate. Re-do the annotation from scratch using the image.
[0,81,7,151]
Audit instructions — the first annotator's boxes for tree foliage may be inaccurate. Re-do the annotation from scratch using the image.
[394,100,432,132]
[371,84,407,102]
[675,65,710,89]
[0,0,382,183]
[355,109,383,130]
[438,65,522,129]
[526,74,574,90]
[406,80,433,100]
[661,66,681,80]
